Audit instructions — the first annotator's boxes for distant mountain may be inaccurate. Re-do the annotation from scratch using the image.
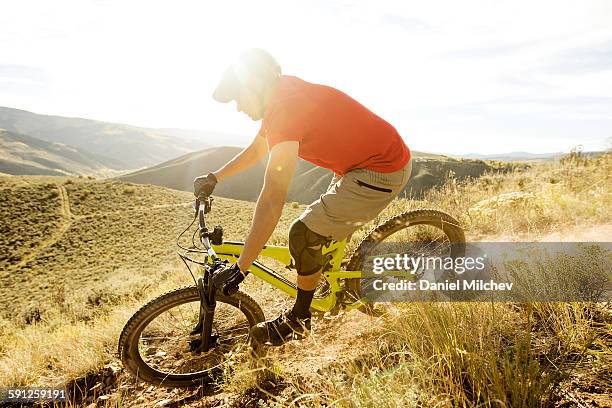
[0,107,213,170]
[156,128,249,148]
[119,146,512,203]
[458,151,565,161]
[119,146,266,201]
[0,129,121,176]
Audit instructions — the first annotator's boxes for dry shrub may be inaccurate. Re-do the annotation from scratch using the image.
[397,150,612,238]
[275,301,608,408]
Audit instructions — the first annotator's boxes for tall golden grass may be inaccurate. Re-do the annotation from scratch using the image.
[0,152,610,407]
[206,151,612,407]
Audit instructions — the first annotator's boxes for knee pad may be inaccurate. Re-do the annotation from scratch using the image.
[289,220,330,276]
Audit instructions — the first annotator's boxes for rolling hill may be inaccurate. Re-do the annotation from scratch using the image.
[0,176,301,320]
[0,107,212,170]
[118,146,514,203]
[0,129,124,176]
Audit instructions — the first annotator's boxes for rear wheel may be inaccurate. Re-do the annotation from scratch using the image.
[118,286,265,387]
[345,209,466,315]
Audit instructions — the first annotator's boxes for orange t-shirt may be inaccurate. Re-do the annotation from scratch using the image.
[258,75,410,176]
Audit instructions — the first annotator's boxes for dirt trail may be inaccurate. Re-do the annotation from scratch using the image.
[7,185,192,273]
[59,184,72,218]
[84,309,383,407]
[476,223,612,243]
[7,185,74,273]
[536,223,612,242]
[72,223,612,407]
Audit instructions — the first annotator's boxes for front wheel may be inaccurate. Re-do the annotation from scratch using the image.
[118,286,265,387]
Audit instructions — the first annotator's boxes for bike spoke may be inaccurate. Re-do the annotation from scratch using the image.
[136,296,252,377]
[215,323,250,334]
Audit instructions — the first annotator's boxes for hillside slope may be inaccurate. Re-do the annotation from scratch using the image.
[0,129,120,175]
[0,152,610,407]
[119,146,512,203]
[0,107,210,169]
[0,175,304,322]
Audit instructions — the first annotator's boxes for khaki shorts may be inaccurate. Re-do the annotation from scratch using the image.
[299,159,412,241]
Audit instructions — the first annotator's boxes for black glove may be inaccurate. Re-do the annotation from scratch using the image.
[212,263,249,296]
[193,173,218,198]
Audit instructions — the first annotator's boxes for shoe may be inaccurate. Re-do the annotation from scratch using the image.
[250,309,311,346]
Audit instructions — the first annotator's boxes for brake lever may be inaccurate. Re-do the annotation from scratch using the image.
[196,195,213,214]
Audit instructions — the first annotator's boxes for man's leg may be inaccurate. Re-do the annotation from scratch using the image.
[287,219,330,318]
[293,271,321,316]
[290,172,340,316]
[250,162,412,346]
[289,161,412,319]
[296,272,321,291]
[250,220,330,346]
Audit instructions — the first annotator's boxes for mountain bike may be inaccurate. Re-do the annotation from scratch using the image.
[118,195,465,387]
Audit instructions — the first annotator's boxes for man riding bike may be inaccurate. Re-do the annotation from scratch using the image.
[194,48,412,347]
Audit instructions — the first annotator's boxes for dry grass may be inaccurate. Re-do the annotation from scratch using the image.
[422,150,611,238]
[204,151,612,408]
[0,176,303,390]
[0,183,62,271]
[263,301,609,408]
[191,303,608,408]
[345,150,612,250]
[0,152,610,407]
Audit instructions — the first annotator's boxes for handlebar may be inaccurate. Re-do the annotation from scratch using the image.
[192,195,220,262]
[182,195,241,296]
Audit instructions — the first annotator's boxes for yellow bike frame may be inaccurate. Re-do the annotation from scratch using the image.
[212,239,366,312]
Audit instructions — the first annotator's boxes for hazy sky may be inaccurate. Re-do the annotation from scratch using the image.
[2,0,611,154]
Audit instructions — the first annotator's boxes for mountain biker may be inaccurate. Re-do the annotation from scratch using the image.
[194,48,412,346]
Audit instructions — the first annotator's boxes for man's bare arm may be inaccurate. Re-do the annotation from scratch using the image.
[213,135,268,181]
[236,141,299,271]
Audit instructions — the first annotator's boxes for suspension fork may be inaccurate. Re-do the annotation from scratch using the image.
[191,273,217,353]
[200,273,217,352]
[190,196,221,353]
